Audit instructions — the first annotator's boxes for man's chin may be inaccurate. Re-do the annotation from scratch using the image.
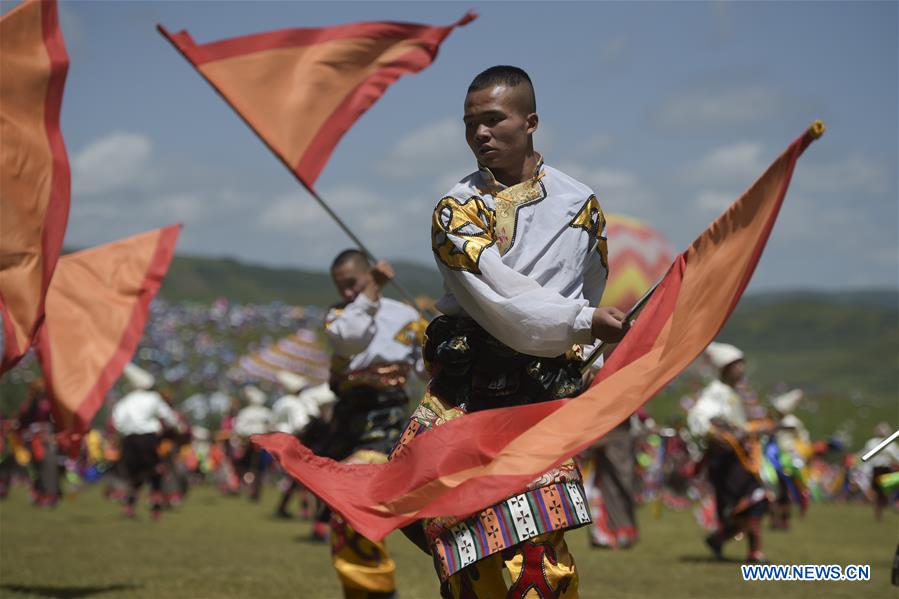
[477,154,504,169]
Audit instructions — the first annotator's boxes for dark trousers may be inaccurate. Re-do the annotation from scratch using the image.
[121,433,162,507]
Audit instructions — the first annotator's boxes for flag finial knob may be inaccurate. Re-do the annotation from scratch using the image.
[809,120,826,139]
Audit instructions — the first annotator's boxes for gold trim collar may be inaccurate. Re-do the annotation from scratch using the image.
[477,153,544,191]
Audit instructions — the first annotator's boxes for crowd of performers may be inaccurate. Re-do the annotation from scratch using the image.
[1,66,898,598]
[0,336,896,594]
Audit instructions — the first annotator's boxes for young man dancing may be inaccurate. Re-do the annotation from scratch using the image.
[390,65,626,599]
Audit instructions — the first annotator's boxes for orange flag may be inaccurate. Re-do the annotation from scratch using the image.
[158,12,476,191]
[0,0,70,373]
[254,122,825,541]
[35,225,181,434]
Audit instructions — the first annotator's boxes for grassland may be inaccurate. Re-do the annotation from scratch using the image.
[0,485,895,598]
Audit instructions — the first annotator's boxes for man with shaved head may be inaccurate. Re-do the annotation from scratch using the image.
[322,249,426,599]
[389,65,626,598]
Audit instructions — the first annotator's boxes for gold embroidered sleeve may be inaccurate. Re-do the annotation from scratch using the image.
[323,307,344,330]
[431,196,495,274]
[393,317,428,346]
[569,195,609,270]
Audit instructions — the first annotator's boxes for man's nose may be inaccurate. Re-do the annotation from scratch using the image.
[475,124,490,142]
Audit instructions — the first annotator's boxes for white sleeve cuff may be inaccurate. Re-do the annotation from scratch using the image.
[352,292,380,315]
[573,306,595,345]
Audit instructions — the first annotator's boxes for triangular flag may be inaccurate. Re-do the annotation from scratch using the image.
[35,225,181,434]
[158,12,476,191]
[254,122,826,541]
[0,0,70,373]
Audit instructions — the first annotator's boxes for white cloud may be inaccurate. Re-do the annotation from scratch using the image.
[682,144,894,201]
[73,131,154,195]
[151,193,206,222]
[694,190,734,213]
[795,153,892,195]
[558,163,658,214]
[378,118,469,181]
[679,142,767,187]
[654,84,783,130]
[256,191,326,233]
[576,134,615,156]
[598,35,629,65]
[255,184,431,265]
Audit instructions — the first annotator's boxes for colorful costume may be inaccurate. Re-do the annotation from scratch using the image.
[688,375,768,559]
[769,389,810,529]
[393,158,607,598]
[18,393,60,507]
[112,364,180,518]
[585,419,638,548]
[324,293,423,599]
[233,385,273,501]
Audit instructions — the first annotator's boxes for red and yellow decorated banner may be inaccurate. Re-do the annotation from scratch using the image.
[601,214,673,313]
[35,225,181,433]
[254,122,825,541]
[158,12,476,191]
[0,0,70,373]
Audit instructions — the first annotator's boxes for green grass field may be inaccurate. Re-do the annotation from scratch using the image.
[0,485,895,598]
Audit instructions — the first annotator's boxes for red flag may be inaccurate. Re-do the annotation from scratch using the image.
[0,0,70,373]
[254,122,826,541]
[158,12,476,191]
[35,225,181,434]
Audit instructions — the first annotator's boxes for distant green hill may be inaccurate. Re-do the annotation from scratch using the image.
[721,289,898,399]
[5,251,897,441]
[159,254,443,305]
[647,288,898,442]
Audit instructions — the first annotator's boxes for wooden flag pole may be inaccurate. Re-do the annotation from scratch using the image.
[580,279,661,375]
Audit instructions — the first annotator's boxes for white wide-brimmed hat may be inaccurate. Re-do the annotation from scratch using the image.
[122,362,155,390]
[242,385,267,406]
[276,370,309,394]
[705,342,744,370]
[299,383,337,408]
[772,389,803,414]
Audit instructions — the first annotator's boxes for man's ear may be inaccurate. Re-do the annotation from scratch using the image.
[526,112,539,135]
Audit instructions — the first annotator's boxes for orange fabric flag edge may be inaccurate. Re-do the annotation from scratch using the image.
[0,0,71,373]
[157,11,476,191]
[253,122,824,541]
[35,225,181,435]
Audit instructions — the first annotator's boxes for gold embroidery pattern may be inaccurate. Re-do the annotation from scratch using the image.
[569,195,609,269]
[432,196,495,274]
[493,176,547,255]
[393,318,428,346]
[324,306,345,331]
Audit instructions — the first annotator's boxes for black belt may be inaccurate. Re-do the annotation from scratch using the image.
[424,315,585,412]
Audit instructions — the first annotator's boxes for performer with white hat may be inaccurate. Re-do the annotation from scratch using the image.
[111,363,181,519]
[688,342,770,563]
[770,389,810,530]
[861,422,899,521]
[271,371,313,519]
[233,385,273,501]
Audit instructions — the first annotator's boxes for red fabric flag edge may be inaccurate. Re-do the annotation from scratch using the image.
[0,0,71,374]
[36,224,181,435]
[157,11,476,191]
[254,123,824,541]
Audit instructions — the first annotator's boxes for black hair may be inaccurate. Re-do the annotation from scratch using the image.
[467,65,536,113]
[330,248,369,271]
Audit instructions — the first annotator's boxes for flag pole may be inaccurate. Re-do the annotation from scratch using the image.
[304,187,430,316]
[157,25,431,320]
[580,120,827,376]
[580,279,661,375]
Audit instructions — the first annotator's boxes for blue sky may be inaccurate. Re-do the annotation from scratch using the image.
[8,1,897,291]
